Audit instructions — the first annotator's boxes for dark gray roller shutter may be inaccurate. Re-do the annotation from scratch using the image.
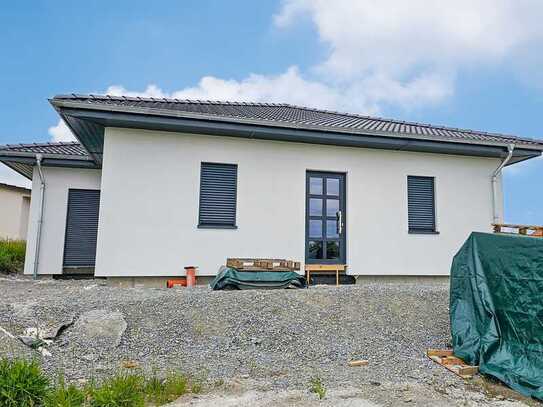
[407,176,436,233]
[198,162,237,228]
[63,189,100,267]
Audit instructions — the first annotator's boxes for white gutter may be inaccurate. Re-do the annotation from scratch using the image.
[33,154,46,280]
[492,144,515,224]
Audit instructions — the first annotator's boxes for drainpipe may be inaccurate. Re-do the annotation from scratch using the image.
[491,144,515,225]
[33,154,46,280]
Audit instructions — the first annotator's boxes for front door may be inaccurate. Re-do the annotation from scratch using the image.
[305,172,346,264]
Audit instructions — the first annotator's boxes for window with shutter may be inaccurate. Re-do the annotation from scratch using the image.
[63,189,101,267]
[407,176,437,233]
[198,162,238,228]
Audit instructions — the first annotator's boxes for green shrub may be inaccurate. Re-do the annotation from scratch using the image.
[0,239,26,274]
[89,373,145,407]
[44,375,85,407]
[0,358,50,407]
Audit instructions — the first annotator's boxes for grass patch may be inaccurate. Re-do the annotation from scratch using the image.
[309,376,326,400]
[0,357,202,406]
[0,358,50,407]
[145,371,189,405]
[44,375,85,407]
[88,373,145,407]
[0,239,26,274]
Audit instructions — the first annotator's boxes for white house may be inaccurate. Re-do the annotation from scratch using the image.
[1,94,542,285]
[0,182,31,240]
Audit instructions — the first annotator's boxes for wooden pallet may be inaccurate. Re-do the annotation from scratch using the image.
[493,223,543,237]
[427,349,479,379]
[226,258,301,271]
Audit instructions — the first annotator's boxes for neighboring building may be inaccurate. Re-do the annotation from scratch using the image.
[1,94,542,283]
[0,182,31,240]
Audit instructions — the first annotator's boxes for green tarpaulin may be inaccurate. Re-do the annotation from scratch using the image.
[450,232,543,399]
[210,267,307,290]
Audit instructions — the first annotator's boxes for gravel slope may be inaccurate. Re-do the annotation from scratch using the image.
[0,277,529,406]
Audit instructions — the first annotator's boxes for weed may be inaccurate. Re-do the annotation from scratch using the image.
[190,380,203,394]
[309,376,326,400]
[0,358,50,407]
[44,375,85,407]
[89,373,145,407]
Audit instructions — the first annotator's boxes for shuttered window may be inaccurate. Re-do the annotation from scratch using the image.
[407,176,436,233]
[63,189,101,267]
[198,162,238,228]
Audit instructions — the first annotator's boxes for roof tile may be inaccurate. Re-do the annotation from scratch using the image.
[51,94,543,147]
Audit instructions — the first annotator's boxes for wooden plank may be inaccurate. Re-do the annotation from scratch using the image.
[427,349,453,357]
[305,264,347,271]
[441,356,465,365]
[458,366,479,376]
[348,360,369,367]
[426,349,478,379]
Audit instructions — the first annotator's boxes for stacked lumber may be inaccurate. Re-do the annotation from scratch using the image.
[493,223,543,237]
[427,349,478,379]
[226,258,300,272]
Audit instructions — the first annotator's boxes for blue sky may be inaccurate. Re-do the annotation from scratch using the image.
[0,1,542,224]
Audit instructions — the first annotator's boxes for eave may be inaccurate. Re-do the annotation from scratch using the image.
[51,100,542,167]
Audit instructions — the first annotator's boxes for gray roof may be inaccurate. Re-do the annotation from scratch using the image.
[52,94,543,148]
[0,141,88,157]
[0,141,95,179]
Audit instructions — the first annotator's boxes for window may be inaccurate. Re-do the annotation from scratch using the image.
[407,176,436,233]
[198,162,238,228]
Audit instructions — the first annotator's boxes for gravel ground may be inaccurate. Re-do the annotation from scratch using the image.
[0,276,532,406]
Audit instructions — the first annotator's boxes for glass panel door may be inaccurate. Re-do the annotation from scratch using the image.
[306,172,346,264]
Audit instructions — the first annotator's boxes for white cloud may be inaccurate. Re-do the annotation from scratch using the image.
[47,0,543,141]
[275,0,543,80]
[48,120,76,142]
[0,164,31,189]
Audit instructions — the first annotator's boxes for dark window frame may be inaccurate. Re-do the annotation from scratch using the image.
[198,162,238,229]
[407,175,438,234]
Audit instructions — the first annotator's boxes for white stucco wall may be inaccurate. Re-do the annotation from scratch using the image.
[0,186,31,240]
[95,127,502,277]
[24,167,101,275]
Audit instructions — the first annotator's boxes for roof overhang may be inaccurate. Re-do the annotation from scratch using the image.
[51,99,543,167]
[0,150,98,180]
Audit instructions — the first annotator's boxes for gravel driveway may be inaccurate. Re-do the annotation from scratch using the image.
[0,276,532,406]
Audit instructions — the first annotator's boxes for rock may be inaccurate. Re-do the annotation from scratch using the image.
[72,309,127,348]
[19,335,45,348]
[80,353,99,362]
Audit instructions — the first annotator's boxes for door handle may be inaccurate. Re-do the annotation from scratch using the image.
[337,210,343,235]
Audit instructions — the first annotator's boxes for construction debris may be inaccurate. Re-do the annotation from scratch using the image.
[450,232,543,400]
[426,349,478,379]
[210,266,306,290]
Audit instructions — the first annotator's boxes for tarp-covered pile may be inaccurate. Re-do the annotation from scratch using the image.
[210,267,307,290]
[450,232,543,399]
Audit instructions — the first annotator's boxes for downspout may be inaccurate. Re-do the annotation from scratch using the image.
[491,144,515,225]
[33,154,46,280]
